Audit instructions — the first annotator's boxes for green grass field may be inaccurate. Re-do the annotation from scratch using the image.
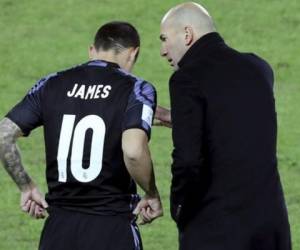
[0,0,299,249]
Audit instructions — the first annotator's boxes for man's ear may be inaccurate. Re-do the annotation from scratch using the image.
[130,47,140,63]
[184,26,194,46]
[88,45,97,60]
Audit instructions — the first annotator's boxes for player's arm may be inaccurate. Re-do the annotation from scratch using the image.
[0,76,52,218]
[122,128,163,224]
[154,105,172,128]
[0,118,48,219]
[122,80,162,224]
[0,118,31,189]
[122,129,158,196]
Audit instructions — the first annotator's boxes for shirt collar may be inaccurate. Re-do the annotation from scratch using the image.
[178,32,225,68]
[88,59,120,68]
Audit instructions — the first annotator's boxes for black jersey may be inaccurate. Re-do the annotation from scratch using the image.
[6,60,156,215]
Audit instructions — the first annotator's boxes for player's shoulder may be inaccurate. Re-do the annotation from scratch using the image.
[28,62,89,94]
[116,68,156,92]
[115,69,156,107]
[29,72,58,95]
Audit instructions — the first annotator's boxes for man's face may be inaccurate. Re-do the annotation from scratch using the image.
[160,22,186,70]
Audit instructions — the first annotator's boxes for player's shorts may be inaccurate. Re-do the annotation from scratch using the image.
[39,207,142,250]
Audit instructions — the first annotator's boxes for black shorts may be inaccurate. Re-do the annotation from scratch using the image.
[39,207,142,250]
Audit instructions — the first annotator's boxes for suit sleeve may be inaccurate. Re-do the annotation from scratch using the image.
[122,80,157,140]
[5,76,49,136]
[169,72,206,225]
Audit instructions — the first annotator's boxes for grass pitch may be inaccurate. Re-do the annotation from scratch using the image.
[0,1,299,249]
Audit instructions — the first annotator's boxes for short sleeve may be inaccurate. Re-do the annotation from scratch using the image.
[5,75,53,136]
[122,80,157,140]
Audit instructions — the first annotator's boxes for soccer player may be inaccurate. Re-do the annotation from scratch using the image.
[0,21,163,250]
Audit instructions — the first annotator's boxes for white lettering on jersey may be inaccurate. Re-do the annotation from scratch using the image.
[94,85,104,98]
[101,85,112,98]
[74,85,86,98]
[85,85,97,99]
[67,83,78,97]
[57,114,106,183]
[67,84,112,99]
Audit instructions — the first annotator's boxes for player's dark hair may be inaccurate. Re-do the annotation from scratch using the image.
[94,21,140,54]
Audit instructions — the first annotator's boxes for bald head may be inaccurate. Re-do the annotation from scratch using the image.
[160,2,216,70]
[162,2,215,38]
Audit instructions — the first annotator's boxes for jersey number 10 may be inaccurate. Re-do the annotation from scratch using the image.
[57,114,106,183]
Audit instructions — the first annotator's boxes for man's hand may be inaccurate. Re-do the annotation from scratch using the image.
[133,195,163,225]
[154,105,172,128]
[21,185,48,219]
[123,129,163,224]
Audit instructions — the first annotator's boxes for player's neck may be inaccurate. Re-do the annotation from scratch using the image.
[90,53,118,65]
[90,52,132,72]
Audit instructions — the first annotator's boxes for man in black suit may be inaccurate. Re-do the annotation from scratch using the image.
[156,2,291,250]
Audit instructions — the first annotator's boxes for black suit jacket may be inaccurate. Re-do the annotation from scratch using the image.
[169,33,290,239]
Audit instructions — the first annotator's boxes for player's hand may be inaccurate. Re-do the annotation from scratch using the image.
[154,106,172,128]
[20,185,48,219]
[153,119,172,128]
[133,195,163,225]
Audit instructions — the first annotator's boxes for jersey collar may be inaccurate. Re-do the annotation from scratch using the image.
[88,59,120,69]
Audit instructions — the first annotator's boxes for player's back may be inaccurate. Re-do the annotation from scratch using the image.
[9,60,156,215]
